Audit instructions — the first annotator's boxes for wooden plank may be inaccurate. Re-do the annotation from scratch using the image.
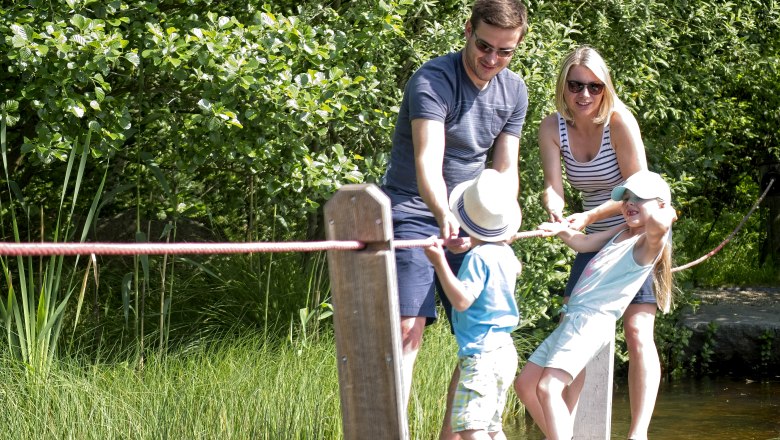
[324,184,408,440]
[573,335,615,440]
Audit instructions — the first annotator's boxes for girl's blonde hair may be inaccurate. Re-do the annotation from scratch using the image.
[653,235,674,313]
[555,45,623,125]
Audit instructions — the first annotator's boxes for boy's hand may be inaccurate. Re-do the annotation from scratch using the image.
[423,235,447,264]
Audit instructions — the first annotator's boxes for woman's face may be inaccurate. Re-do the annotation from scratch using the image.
[564,65,605,120]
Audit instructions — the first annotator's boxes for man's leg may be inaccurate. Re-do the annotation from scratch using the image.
[623,303,659,440]
[400,315,427,406]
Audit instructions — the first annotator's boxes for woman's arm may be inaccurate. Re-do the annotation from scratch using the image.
[538,114,566,223]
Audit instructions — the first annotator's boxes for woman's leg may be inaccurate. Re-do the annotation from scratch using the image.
[623,303,660,440]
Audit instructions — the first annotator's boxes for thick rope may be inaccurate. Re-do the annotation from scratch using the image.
[0,178,771,270]
[0,230,548,257]
[671,177,775,272]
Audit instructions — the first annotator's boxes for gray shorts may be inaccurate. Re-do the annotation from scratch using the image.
[528,311,615,381]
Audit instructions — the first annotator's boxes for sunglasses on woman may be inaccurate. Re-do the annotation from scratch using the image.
[567,80,605,95]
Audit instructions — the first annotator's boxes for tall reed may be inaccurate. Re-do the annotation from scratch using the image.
[0,114,103,376]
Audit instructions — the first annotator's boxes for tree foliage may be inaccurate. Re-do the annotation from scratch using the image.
[1,0,779,351]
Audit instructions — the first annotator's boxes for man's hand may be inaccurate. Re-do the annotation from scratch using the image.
[439,211,469,253]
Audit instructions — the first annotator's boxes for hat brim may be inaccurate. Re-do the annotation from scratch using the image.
[449,178,521,242]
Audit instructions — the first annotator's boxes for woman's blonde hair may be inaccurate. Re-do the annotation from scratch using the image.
[555,45,622,125]
[653,234,674,313]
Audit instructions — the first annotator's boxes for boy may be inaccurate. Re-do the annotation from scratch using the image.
[424,168,523,440]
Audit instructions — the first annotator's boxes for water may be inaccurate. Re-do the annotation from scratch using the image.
[506,376,780,439]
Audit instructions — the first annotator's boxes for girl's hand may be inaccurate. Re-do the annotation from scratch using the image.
[565,211,590,231]
[537,221,568,237]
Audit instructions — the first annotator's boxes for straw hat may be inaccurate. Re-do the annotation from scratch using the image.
[449,169,522,242]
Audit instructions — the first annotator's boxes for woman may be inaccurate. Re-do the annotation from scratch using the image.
[514,46,658,440]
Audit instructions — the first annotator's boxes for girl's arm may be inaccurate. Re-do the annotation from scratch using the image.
[538,222,624,253]
[423,238,475,312]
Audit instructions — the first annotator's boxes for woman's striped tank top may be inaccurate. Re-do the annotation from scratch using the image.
[557,112,625,233]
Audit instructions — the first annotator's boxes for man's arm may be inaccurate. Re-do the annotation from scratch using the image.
[490,131,521,198]
[412,118,463,244]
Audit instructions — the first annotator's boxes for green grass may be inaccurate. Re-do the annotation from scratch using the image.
[0,321,516,440]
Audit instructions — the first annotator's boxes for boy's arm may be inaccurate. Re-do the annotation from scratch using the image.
[538,222,624,253]
[423,239,475,312]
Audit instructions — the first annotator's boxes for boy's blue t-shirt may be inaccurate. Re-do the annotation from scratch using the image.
[452,242,521,357]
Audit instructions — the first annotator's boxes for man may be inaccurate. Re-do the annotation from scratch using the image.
[381,0,529,438]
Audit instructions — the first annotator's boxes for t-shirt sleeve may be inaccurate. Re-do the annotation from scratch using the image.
[407,67,452,122]
[502,80,528,138]
[457,252,488,301]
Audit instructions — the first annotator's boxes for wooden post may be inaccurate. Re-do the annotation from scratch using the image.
[324,184,408,440]
[573,335,615,439]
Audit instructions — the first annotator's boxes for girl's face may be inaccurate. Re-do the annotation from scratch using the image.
[564,65,605,119]
[620,190,661,227]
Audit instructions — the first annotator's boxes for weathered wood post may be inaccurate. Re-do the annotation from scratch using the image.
[324,184,408,440]
[574,335,615,439]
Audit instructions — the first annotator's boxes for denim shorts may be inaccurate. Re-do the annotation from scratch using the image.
[452,344,518,433]
[563,251,655,304]
[392,208,467,325]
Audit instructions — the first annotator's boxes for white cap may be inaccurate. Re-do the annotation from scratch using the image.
[611,171,672,203]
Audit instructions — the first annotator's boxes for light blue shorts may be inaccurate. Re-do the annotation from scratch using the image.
[528,312,615,381]
[451,344,518,433]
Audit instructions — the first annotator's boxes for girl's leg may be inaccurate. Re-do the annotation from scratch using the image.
[537,368,575,440]
[514,362,549,437]
[623,303,660,440]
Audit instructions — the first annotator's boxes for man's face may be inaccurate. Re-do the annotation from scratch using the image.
[462,21,523,89]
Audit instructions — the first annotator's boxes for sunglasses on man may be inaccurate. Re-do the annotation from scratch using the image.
[567,80,605,95]
[472,32,516,58]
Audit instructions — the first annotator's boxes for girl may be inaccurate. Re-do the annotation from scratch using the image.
[516,170,676,440]
[519,45,658,440]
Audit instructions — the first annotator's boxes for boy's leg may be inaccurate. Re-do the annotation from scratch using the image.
[538,367,575,440]
[439,365,460,440]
